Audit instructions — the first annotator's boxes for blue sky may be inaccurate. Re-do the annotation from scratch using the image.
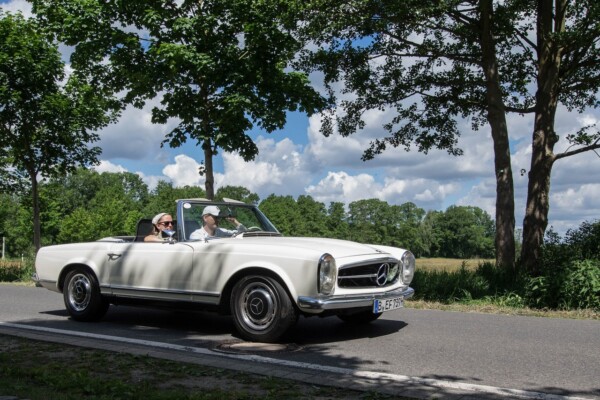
[3,0,599,236]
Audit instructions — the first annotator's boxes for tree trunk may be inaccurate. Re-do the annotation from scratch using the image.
[203,140,215,200]
[520,0,563,275]
[479,0,516,270]
[521,145,555,275]
[30,170,41,253]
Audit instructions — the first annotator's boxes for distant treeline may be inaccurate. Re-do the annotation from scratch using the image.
[0,168,495,259]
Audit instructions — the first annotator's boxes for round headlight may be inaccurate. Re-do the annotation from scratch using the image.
[318,254,336,295]
[401,251,416,285]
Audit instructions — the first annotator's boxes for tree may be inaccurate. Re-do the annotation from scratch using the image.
[435,206,495,258]
[421,211,444,257]
[31,0,327,199]
[0,12,117,252]
[215,186,260,205]
[301,0,600,273]
[347,198,394,245]
[258,194,304,235]
[143,181,205,219]
[393,202,427,254]
[325,202,350,240]
[520,0,600,273]
[564,220,600,260]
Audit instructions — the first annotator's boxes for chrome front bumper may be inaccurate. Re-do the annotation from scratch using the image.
[297,286,414,312]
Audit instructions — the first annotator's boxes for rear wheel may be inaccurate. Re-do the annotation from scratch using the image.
[63,268,109,322]
[337,309,382,324]
[230,275,298,342]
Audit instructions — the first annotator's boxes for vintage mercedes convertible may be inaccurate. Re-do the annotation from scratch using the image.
[34,198,415,342]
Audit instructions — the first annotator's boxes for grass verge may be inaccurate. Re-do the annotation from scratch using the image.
[0,334,401,400]
[406,299,599,320]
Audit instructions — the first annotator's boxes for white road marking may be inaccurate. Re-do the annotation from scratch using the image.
[0,322,592,400]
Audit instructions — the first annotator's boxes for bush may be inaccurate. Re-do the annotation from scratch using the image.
[0,259,23,281]
[0,257,34,282]
[412,262,492,303]
[524,223,600,311]
[524,275,554,309]
[559,260,600,310]
[524,260,600,311]
[412,256,599,311]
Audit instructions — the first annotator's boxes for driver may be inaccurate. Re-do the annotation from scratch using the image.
[190,205,246,240]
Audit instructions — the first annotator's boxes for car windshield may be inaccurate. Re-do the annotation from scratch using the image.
[178,201,279,241]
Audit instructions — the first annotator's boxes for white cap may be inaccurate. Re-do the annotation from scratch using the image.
[152,212,168,225]
[202,205,221,217]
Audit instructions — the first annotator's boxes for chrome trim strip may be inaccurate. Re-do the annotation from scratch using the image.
[101,285,220,298]
[338,274,378,280]
[36,279,56,286]
[297,286,414,311]
[338,257,397,270]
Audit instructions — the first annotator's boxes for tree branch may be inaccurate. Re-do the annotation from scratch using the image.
[555,140,600,161]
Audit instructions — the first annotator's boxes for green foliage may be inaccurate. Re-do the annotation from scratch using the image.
[0,10,118,250]
[0,256,33,282]
[258,194,304,236]
[425,206,496,259]
[31,0,326,198]
[301,0,600,272]
[215,186,260,205]
[412,263,491,303]
[522,224,600,310]
[2,169,600,312]
[525,260,600,311]
[559,260,600,310]
[564,220,600,260]
[414,248,599,311]
[0,259,21,281]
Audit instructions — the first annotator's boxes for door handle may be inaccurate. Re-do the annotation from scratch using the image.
[107,253,122,261]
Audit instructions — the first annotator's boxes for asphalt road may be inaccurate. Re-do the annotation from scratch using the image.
[1,284,598,399]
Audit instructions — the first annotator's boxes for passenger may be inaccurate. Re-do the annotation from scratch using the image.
[145,213,175,242]
[189,206,246,240]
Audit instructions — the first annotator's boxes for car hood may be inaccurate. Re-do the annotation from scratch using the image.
[235,236,397,259]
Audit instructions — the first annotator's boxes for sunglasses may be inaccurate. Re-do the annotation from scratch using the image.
[158,221,174,226]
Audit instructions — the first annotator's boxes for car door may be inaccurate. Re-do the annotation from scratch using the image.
[106,241,194,301]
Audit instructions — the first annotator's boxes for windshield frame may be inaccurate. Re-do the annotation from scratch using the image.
[176,199,279,241]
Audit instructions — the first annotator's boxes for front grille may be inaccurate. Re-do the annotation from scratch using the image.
[338,259,399,288]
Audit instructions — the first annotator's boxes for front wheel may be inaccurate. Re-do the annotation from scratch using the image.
[230,275,298,342]
[63,268,109,322]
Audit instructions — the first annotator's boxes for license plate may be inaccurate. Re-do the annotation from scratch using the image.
[373,296,404,313]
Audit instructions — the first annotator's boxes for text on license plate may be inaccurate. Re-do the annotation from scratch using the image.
[373,297,404,313]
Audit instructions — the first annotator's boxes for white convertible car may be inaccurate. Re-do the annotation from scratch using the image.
[34,198,415,342]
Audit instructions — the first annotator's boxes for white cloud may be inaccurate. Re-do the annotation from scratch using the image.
[93,160,128,174]
[305,171,461,210]
[551,184,600,223]
[162,155,205,187]
[306,171,376,204]
[456,179,500,221]
[98,102,177,162]
[0,0,32,17]
[216,136,312,197]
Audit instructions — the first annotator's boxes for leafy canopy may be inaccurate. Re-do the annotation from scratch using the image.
[31,0,327,162]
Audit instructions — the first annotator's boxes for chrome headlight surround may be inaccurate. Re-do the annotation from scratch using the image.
[401,251,416,285]
[318,253,337,295]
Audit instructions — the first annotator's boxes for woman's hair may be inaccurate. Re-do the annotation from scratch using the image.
[149,213,170,235]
